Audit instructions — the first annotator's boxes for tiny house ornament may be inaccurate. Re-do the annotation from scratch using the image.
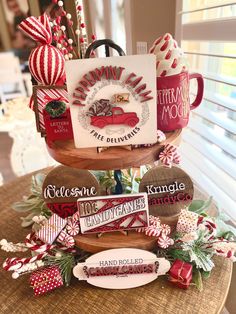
[18,14,65,86]
[43,166,100,218]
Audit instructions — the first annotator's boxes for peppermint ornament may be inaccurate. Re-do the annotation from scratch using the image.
[156,130,166,143]
[157,234,174,249]
[160,224,171,235]
[66,221,80,236]
[145,225,162,237]
[159,150,173,167]
[149,215,161,226]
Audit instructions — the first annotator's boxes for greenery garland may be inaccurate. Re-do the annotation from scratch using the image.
[45,101,67,118]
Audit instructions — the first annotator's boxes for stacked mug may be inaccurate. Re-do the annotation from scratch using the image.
[150,33,204,131]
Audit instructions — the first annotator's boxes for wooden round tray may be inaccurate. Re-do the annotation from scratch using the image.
[74,231,157,253]
[46,129,182,170]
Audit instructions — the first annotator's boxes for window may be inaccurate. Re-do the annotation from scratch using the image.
[176,0,236,220]
[88,0,126,56]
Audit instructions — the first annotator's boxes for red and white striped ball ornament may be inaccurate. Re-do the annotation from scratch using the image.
[18,14,65,86]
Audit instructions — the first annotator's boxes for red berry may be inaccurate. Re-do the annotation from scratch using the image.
[80,37,84,43]
[52,0,58,3]
[68,20,73,27]
[56,17,61,24]
[64,41,68,47]
[80,23,85,28]
[77,5,82,11]
[61,10,66,16]
[91,34,96,40]
[68,46,73,51]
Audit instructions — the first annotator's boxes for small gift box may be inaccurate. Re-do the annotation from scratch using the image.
[169,259,192,289]
[43,106,74,141]
[36,213,67,244]
[176,209,199,234]
[30,266,63,296]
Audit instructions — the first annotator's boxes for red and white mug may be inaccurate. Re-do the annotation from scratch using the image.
[156,71,204,131]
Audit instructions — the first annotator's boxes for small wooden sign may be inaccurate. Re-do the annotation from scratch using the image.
[43,165,100,218]
[78,193,149,234]
[33,85,74,141]
[65,54,157,148]
[73,248,170,289]
[139,166,193,218]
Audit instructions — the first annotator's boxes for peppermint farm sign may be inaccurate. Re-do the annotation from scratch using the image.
[65,54,157,148]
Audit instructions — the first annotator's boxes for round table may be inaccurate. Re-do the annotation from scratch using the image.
[0,171,232,314]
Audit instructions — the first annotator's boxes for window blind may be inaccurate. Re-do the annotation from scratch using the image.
[176,0,236,220]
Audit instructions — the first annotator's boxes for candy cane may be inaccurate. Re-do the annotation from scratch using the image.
[3,252,47,272]
[25,233,55,253]
[145,225,162,237]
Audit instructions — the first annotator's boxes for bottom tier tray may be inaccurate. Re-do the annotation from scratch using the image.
[74,231,157,253]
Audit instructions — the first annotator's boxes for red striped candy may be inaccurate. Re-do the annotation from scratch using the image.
[18,14,65,85]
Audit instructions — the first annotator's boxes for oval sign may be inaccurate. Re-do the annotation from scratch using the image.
[73,248,170,289]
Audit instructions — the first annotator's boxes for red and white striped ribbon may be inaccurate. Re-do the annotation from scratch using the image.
[18,14,52,44]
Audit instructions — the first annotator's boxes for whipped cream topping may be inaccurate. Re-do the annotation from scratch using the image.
[149,33,188,77]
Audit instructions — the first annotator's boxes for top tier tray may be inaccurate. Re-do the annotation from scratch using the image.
[46,129,182,170]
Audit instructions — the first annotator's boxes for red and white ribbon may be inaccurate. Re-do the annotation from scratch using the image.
[18,14,52,45]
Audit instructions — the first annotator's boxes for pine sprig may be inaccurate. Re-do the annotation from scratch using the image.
[45,251,76,287]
